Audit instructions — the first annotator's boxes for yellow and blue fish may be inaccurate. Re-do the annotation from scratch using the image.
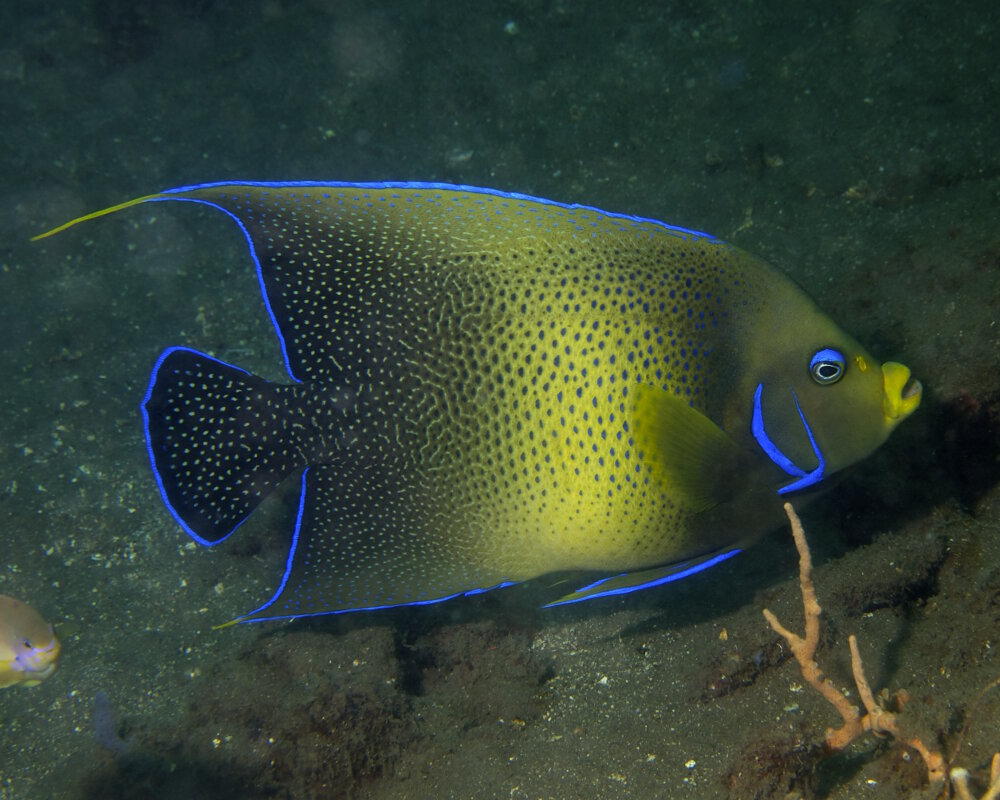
[36,182,922,623]
[0,595,60,687]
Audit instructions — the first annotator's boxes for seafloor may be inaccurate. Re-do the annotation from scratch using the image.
[2,2,998,799]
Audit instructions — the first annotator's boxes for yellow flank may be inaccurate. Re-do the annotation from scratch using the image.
[305,188,765,580]
[0,595,60,688]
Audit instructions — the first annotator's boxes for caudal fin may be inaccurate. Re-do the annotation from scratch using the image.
[142,347,308,545]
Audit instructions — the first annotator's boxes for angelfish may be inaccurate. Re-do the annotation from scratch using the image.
[35,182,922,623]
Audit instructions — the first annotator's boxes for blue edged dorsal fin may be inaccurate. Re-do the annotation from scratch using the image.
[544,548,743,607]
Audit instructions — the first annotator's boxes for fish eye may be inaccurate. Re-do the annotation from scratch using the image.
[809,348,845,385]
[22,639,32,649]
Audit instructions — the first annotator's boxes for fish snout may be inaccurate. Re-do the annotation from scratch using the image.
[13,632,61,679]
[882,362,922,422]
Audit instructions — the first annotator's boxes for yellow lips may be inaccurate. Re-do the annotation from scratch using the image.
[882,362,922,422]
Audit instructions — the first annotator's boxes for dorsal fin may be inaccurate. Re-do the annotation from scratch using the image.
[31,194,166,241]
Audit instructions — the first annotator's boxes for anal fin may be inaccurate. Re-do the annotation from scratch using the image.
[545,548,742,607]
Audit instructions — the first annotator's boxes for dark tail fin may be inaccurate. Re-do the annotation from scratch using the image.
[141,347,308,545]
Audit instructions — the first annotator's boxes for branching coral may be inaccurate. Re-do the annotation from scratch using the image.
[762,502,1000,798]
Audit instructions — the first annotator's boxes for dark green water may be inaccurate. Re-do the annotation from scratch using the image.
[2,2,998,798]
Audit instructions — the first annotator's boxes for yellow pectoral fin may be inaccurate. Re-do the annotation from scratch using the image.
[632,385,743,512]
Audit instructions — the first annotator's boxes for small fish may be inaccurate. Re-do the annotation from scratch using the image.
[35,182,922,623]
[0,595,60,687]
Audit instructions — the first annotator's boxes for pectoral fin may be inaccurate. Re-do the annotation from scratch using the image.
[633,386,743,512]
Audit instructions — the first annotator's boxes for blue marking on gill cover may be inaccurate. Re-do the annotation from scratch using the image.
[549,549,743,607]
[751,384,826,494]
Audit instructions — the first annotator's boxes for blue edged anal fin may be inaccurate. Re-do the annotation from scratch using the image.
[545,548,743,607]
[632,385,743,512]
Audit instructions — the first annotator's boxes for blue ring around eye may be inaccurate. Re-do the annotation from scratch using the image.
[809,348,844,370]
[809,347,845,385]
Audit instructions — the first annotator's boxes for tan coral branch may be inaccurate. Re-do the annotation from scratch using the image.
[761,503,866,750]
[952,754,1000,800]
[762,502,946,784]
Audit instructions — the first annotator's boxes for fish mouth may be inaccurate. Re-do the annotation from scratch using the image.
[14,636,60,678]
[882,362,922,421]
[27,659,59,681]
